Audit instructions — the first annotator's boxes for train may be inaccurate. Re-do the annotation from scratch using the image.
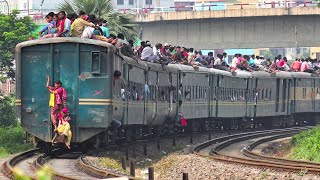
[15,38,320,151]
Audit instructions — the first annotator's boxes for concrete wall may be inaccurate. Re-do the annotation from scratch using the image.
[138,8,320,49]
[135,7,320,22]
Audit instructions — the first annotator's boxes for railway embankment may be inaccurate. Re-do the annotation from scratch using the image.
[290,125,320,162]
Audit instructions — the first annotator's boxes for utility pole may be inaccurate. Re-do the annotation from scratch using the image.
[27,0,29,15]
[295,25,298,58]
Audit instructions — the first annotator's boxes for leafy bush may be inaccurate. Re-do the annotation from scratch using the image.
[291,126,320,162]
[0,126,32,154]
[0,95,18,127]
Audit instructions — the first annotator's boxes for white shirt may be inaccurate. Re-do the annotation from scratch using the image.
[231,57,238,67]
[141,46,154,60]
[214,58,222,65]
[81,27,94,39]
[153,46,159,56]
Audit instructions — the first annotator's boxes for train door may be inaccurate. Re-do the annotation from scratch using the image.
[156,72,170,124]
[245,78,251,118]
[145,70,158,125]
[209,74,215,118]
[127,65,146,125]
[312,79,316,112]
[52,43,78,141]
[168,73,178,123]
[20,44,53,142]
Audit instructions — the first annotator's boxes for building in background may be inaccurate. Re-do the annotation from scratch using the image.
[194,0,225,11]
[112,0,174,10]
[174,0,195,11]
[0,0,63,15]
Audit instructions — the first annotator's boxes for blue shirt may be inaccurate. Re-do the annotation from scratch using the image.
[100,26,110,37]
[93,26,110,37]
[41,20,55,34]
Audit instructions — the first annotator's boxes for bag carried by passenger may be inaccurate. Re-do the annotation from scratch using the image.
[180,115,187,127]
[49,93,55,107]
[58,134,67,143]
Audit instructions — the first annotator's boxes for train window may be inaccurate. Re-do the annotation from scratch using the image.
[275,79,280,112]
[91,51,101,74]
[281,79,287,112]
[192,86,194,99]
[269,89,272,100]
[222,88,225,101]
[261,89,264,101]
[303,88,306,99]
[205,87,208,99]
[195,86,198,100]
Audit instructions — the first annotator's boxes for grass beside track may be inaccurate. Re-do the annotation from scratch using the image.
[0,126,32,157]
[290,125,320,162]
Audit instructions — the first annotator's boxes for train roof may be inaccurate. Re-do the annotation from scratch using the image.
[290,72,319,78]
[16,38,318,79]
[15,37,116,52]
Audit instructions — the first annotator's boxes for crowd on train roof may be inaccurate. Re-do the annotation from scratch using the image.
[39,11,319,74]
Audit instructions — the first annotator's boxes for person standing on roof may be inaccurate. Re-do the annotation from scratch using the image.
[71,11,95,37]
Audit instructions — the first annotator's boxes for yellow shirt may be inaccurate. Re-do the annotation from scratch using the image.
[71,18,94,37]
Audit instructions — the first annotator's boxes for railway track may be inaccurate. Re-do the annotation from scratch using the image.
[1,127,249,180]
[2,148,137,180]
[193,126,320,174]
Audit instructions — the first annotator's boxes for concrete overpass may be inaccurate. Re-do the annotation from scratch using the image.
[135,7,320,49]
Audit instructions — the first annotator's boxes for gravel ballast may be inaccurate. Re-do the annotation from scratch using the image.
[84,131,320,180]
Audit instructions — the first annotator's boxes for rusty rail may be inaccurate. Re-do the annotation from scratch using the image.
[193,127,320,173]
[2,149,40,180]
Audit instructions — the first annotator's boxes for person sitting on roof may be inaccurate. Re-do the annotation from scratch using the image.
[291,58,301,72]
[236,54,252,72]
[278,57,290,71]
[39,12,54,36]
[204,52,214,67]
[71,11,95,37]
[301,59,314,73]
[56,11,71,37]
[141,42,160,63]
[40,14,59,38]
[212,54,230,71]
[248,55,259,71]
[268,58,279,73]
[313,59,320,71]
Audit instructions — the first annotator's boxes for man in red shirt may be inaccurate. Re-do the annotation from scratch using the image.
[291,59,301,72]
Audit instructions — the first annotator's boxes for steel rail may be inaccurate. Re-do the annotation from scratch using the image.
[242,133,320,168]
[193,127,320,173]
[3,149,40,180]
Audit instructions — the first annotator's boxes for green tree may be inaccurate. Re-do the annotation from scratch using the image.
[0,94,17,127]
[59,0,138,40]
[0,10,37,79]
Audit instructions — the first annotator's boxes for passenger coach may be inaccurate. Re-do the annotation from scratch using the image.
[15,38,320,149]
